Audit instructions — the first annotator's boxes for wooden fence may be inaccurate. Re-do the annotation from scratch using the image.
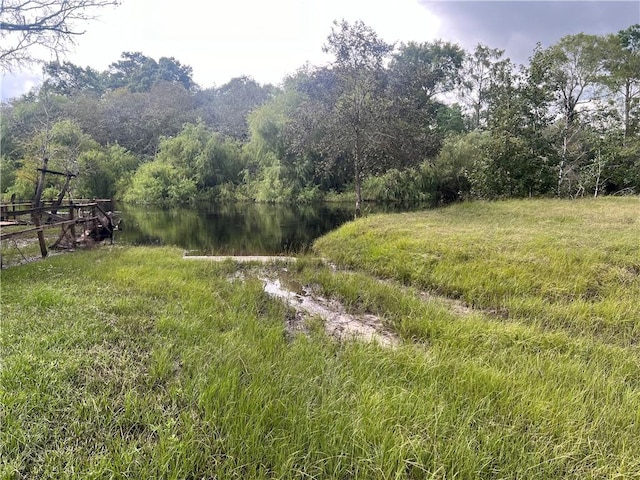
[0,158,121,267]
[0,198,117,262]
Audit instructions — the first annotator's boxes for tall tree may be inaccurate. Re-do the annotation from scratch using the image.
[0,0,120,71]
[544,33,605,195]
[318,20,393,216]
[460,44,508,129]
[387,40,465,165]
[99,82,195,156]
[194,77,276,140]
[107,52,196,92]
[43,61,106,95]
[602,25,640,144]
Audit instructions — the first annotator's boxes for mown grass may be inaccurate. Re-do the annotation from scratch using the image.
[1,197,639,478]
[314,197,640,346]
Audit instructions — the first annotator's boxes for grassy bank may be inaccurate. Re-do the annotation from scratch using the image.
[2,197,640,478]
[315,197,640,346]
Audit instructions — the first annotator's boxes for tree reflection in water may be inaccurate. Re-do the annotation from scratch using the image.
[115,202,356,255]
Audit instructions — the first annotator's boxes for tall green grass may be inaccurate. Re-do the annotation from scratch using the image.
[2,197,640,478]
[314,197,640,346]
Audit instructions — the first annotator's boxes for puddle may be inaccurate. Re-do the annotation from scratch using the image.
[262,276,398,347]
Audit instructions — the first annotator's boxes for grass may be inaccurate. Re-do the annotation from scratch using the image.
[1,197,640,478]
[1,226,78,268]
[314,197,640,346]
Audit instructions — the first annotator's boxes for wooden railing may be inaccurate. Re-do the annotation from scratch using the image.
[0,199,116,259]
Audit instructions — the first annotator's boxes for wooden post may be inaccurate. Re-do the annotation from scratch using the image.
[33,158,48,208]
[69,204,77,247]
[32,158,49,258]
[32,214,48,257]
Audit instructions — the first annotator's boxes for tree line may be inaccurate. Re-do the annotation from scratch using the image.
[1,21,638,213]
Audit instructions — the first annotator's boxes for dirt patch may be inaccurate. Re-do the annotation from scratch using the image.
[261,275,399,347]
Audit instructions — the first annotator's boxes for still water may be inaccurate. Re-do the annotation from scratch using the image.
[114,202,359,255]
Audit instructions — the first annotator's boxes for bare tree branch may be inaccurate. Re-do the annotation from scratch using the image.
[1,0,120,71]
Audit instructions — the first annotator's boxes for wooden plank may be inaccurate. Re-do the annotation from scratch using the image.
[0,217,99,241]
[3,204,94,217]
[183,255,298,263]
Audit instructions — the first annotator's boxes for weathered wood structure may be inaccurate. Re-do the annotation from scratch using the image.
[0,158,117,266]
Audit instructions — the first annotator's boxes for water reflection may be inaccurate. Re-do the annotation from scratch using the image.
[115,202,356,255]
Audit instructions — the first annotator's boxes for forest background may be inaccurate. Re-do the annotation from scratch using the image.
[1,21,639,215]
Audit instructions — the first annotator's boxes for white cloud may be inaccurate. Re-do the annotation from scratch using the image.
[2,0,441,98]
[66,0,442,87]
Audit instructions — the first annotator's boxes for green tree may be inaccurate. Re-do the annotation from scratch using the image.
[460,44,509,129]
[1,88,70,161]
[386,41,465,166]
[602,25,640,144]
[8,119,98,200]
[99,82,195,156]
[0,155,17,195]
[155,121,245,192]
[43,61,106,96]
[194,76,276,140]
[243,89,320,202]
[123,161,197,205]
[310,20,393,216]
[284,66,353,195]
[76,144,140,198]
[484,56,556,197]
[544,33,606,195]
[107,52,196,92]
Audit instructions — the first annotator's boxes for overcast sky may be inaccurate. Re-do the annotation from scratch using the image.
[1,0,638,100]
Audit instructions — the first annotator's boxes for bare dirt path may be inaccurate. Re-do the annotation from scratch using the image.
[188,255,488,346]
[261,275,399,347]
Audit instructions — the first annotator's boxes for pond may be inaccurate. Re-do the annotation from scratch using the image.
[114,202,360,256]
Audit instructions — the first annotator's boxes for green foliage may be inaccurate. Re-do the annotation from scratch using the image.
[242,90,320,203]
[385,42,465,165]
[0,155,17,194]
[2,25,640,205]
[362,165,435,205]
[121,121,246,204]
[76,145,141,199]
[43,61,106,96]
[430,132,478,201]
[601,25,640,140]
[460,44,509,129]
[390,41,465,101]
[310,20,395,214]
[99,82,196,156]
[122,161,197,205]
[156,121,245,189]
[107,52,196,92]
[5,118,99,200]
[194,76,277,140]
[436,103,466,134]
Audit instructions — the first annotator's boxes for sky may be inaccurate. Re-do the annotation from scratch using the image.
[1,0,639,100]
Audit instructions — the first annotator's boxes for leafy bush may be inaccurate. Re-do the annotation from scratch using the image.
[123,161,197,204]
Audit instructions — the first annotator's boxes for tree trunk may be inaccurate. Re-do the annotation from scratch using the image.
[354,136,362,218]
[558,132,568,196]
[624,80,631,147]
